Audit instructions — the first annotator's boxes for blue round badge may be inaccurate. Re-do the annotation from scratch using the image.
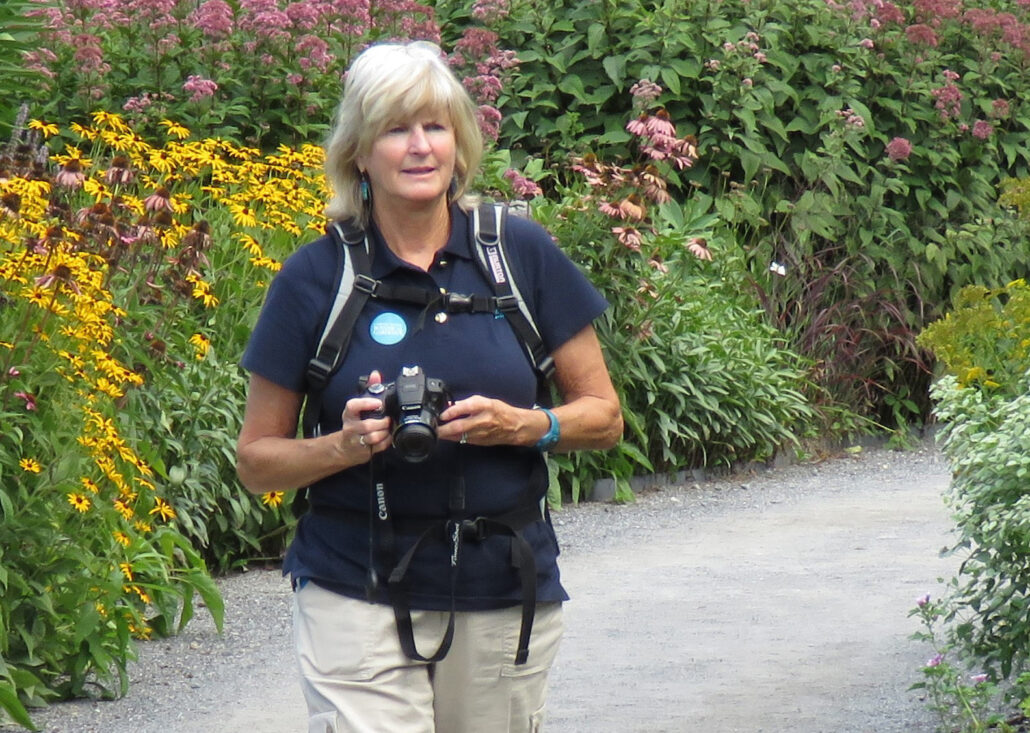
[370,312,407,345]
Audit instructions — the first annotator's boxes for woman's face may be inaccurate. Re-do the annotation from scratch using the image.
[358,108,457,212]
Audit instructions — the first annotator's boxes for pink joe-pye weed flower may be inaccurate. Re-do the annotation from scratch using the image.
[972,119,994,140]
[183,75,218,103]
[189,0,235,39]
[876,2,907,25]
[917,593,931,607]
[476,104,502,141]
[926,653,944,668]
[502,169,543,198]
[885,136,913,161]
[472,0,510,23]
[991,98,1011,118]
[859,38,875,49]
[905,23,939,46]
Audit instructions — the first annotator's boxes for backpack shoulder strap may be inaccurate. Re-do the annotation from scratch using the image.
[469,203,555,395]
[301,219,374,439]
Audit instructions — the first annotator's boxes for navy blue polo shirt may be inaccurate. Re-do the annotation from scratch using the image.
[241,204,607,610]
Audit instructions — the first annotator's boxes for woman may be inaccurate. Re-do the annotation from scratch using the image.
[236,40,622,733]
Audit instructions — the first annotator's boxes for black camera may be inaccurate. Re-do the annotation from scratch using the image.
[359,366,451,463]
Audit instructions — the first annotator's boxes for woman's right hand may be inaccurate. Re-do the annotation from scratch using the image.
[340,370,392,459]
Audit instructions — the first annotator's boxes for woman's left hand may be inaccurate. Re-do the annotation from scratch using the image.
[438,324,623,451]
[439,396,535,447]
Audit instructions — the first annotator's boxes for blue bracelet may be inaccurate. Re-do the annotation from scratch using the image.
[534,407,560,451]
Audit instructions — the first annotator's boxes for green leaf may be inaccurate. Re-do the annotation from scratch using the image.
[0,682,37,730]
[602,55,627,87]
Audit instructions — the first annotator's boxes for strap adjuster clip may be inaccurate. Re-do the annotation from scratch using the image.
[445,292,475,313]
[495,295,520,312]
[305,356,335,388]
[354,274,379,296]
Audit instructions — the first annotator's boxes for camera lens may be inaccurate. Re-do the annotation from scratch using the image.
[393,422,436,463]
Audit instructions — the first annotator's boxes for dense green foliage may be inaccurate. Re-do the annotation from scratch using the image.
[467,0,1030,425]
[0,0,44,134]
[914,278,1030,727]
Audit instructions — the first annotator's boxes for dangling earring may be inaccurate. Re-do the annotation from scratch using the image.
[359,173,371,203]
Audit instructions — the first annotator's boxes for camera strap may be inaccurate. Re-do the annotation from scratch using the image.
[318,450,544,666]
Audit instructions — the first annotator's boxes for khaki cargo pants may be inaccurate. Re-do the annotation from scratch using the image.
[294,581,564,733]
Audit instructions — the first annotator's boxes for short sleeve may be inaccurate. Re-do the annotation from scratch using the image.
[240,236,336,392]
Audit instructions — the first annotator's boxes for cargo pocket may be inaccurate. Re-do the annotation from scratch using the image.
[501,603,564,678]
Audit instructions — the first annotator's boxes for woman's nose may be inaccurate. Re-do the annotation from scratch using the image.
[408,125,431,152]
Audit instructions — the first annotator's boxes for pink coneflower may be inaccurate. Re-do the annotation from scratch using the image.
[885,137,912,161]
[612,226,643,251]
[687,238,713,261]
[600,196,646,221]
[54,159,86,188]
[14,391,37,411]
[630,79,663,105]
[104,155,135,185]
[972,119,994,139]
[143,187,174,213]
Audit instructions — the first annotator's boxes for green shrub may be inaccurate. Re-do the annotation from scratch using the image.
[0,114,326,722]
[0,0,43,133]
[931,374,1030,680]
[918,279,1030,397]
[918,276,1030,696]
[473,0,1030,426]
[509,89,816,500]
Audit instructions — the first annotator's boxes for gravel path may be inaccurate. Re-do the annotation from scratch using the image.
[5,440,954,732]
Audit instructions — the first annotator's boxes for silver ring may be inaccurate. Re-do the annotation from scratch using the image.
[460,432,468,445]
[358,435,366,447]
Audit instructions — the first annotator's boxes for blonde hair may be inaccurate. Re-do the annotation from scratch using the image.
[324,41,483,226]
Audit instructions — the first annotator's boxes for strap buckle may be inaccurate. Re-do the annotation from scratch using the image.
[305,353,337,389]
[354,274,379,296]
[458,517,489,542]
[445,292,475,313]
[494,295,520,313]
